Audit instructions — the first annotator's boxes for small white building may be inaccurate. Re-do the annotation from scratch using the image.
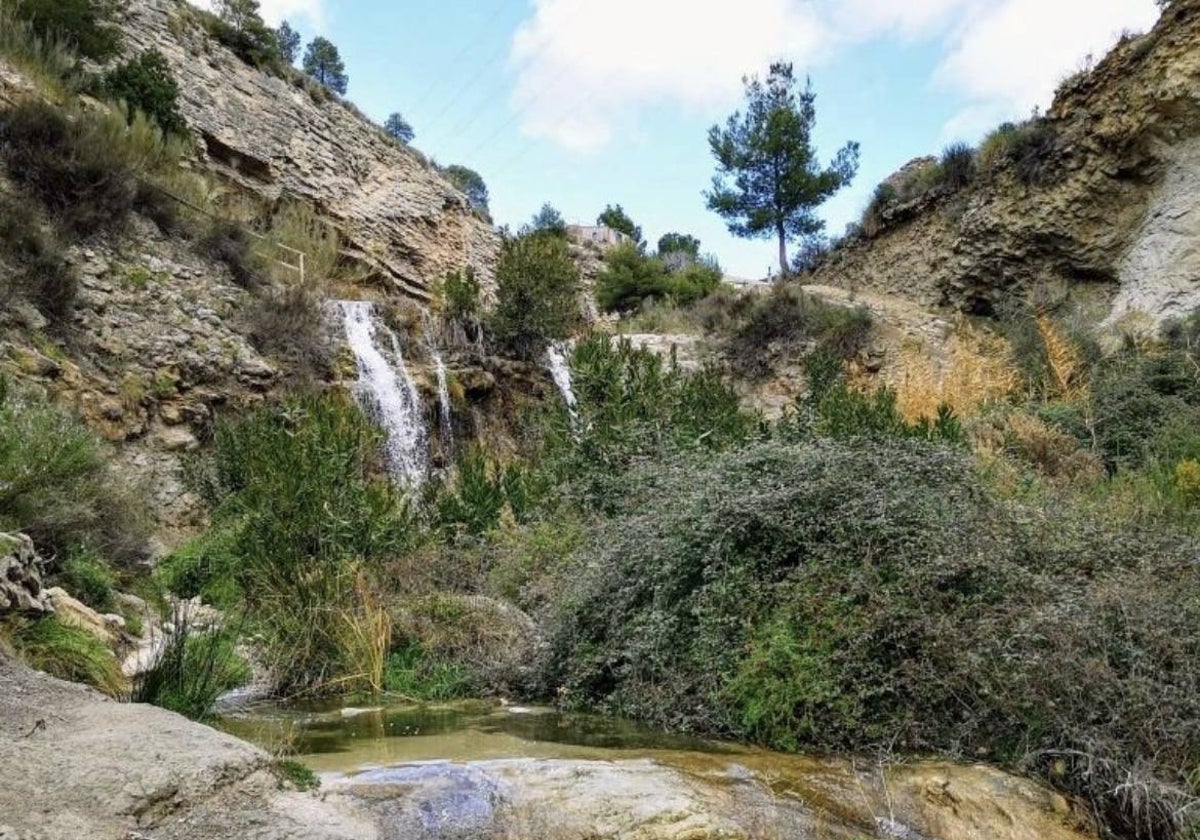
[567,224,632,250]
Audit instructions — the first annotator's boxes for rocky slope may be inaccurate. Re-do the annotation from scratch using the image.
[812,0,1200,328]
[115,0,498,301]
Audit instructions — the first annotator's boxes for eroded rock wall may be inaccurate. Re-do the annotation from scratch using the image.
[115,0,499,301]
[812,0,1200,326]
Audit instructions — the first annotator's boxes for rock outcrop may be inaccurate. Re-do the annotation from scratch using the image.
[812,0,1200,327]
[0,534,50,616]
[114,0,499,301]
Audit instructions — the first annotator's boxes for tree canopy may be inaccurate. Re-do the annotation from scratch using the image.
[444,165,489,214]
[657,233,701,259]
[384,112,414,144]
[303,37,348,95]
[528,203,567,238]
[706,63,858,277]
[597,204,642,246]
[275,20,300,65]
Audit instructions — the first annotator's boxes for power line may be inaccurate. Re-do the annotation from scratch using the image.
[405,4,515,118]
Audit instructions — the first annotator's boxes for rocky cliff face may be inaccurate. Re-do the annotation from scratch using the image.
[812,0,1200,327]
[115,0,498,301]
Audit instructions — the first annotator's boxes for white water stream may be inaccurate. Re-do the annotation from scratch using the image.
[336,301,429,486]
[546,342,579,428]
[423,312,455,461]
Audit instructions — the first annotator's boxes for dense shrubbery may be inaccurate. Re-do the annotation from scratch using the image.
[725,284,872,380]
[10,0,120,61]
[543,337,757,504]
[488,233,580,359]
[542,439,1199,840]
[0,100,183,236]
[0,377,149,565]
[101,50,188,136]
[166,393,414,693]
[596,244,722,314]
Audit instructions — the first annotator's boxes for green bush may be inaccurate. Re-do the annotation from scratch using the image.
[488,233,580,359]
[183,392,415,693]
[102,50,187,136]
[979,120,1060,186]
[0,2,79,89]
[1090,346,1200,471]
[0,378,149,563]
[725,284,872,380]
[7,616,124,696]
[541,337,756,509]
[861,182,897,237]
[59,549,116,612]
[196,5,283,72]
[938,142,976,190]
[542,439,1200,839]
[597,244,721,314]
[11,0,120,61]
[0,193,78,324]
[0,100,181,236]
[432,447,534,538]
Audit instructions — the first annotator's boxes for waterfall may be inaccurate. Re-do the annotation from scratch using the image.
[422,312,454,460]
[546,341,579,427]
[335,301,428,486]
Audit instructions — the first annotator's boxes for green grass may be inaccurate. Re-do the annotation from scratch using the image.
[276,759,320,791]
[7,616,125,696]
[132,619,251,721]
[383,643,474,702]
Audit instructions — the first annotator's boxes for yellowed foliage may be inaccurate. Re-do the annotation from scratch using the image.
[888,319,1020,422]
[1036,314,1087,400]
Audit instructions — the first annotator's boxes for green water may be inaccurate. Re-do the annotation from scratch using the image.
[219,700,738,775]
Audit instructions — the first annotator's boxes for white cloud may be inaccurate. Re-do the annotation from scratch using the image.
[508,0,828,152]
[935,0,1160,130]
[188,0,324,29]
[510,0,1161,152]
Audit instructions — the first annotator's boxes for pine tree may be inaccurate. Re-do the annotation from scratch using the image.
[383,112,414,144]
[275,20,301,65]
[303,37,348,96]
[706,63,859,277]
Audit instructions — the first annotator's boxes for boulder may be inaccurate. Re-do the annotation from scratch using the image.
[0,534,51,616]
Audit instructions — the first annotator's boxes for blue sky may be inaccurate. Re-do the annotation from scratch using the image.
[215,0,1161,278]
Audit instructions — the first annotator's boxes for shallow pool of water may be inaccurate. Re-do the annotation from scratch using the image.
[219,700,738,775]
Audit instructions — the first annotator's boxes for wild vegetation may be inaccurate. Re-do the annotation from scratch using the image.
[0,5,1197,840]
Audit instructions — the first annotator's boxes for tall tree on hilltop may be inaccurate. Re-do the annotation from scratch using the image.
[706,63,859,277]
[597,204,643,247]
[275,20,301,65]
[383,112,415,144]
[303,37,348,95]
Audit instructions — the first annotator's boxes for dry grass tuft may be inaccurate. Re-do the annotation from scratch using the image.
[888,319,1020,422]
[1037,314,1087,401]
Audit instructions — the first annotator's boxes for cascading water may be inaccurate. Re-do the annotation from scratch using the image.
[546,341,579,428]
[335,300,429,486]
[422,312,454,461]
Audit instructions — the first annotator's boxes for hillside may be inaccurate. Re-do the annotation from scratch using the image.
[811,0,1200,329]
[116,0,498,300]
